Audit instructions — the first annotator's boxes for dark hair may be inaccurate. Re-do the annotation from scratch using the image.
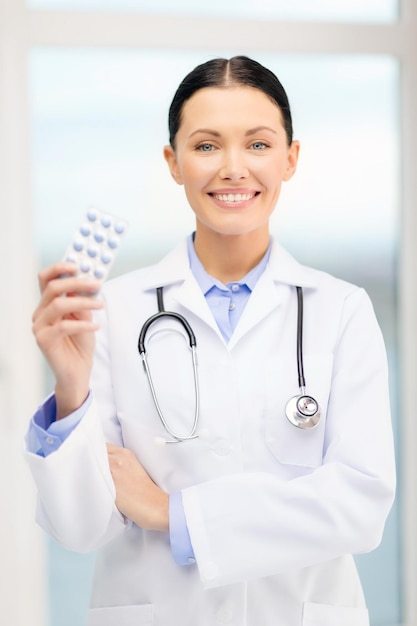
[168,55,293,148]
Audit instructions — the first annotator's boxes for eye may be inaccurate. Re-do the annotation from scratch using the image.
[196,143,215,152]
[251,141,268,151]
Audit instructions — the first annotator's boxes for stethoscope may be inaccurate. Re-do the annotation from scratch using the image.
[285,286,321,430]
[138,285,321,443]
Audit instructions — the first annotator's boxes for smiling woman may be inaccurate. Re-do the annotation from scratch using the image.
[25,55,396,626]
[26,46,401,626]
[163,86,299,275]
[162,57,299,280]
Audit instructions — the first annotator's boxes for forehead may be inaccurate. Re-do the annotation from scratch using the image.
[179,86,284,133]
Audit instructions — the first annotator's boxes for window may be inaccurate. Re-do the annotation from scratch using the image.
[27,0,398,23]
[30,47,401,625]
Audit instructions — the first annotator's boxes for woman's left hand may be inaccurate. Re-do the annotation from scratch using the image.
[106,444,169,532]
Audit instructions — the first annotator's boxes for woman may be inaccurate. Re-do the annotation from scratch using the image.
[26,56,395,626]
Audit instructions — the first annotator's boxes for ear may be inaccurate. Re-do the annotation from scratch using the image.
[283,140,300,182]
[163,145,183,185]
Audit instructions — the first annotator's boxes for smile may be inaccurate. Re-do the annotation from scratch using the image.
[211,192,258,203]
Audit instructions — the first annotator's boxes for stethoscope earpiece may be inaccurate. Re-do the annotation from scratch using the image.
[285,394,321,429]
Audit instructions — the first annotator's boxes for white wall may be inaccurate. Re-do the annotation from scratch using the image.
[0,1,47,625]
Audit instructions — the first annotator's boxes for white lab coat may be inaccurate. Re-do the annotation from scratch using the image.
[25,239,396,626]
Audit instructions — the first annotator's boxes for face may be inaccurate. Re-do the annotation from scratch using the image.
[164,86,299,240]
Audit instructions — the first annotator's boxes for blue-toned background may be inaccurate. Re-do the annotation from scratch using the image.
[29,45,401,626]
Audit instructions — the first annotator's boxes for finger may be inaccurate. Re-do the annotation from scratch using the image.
[33,281,102,326]
[40,275,101,306]
[106,443,121,454]
[32,293,103,326]
[38,262,79,292]
[35,318,101,349]
[32,298,103,349]
[33,316,100,351]
[106,445,137,467]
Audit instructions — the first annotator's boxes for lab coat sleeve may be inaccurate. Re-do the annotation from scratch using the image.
[24,304,129,553]
[181,288,396,588]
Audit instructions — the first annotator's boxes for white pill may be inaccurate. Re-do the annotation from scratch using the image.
[87,208,98,222]
[101,251,113,264]
[114,222,125,234]
[94,230,105,243]
[80,223,91,236]
[101,215,112,228]
[73,239,84,252]
[107,236,119,249]
[94,267,105,279]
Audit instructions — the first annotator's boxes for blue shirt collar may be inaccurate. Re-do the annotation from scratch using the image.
[187,233,272,295]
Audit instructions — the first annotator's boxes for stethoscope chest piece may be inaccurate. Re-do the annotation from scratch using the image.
[285,394,321,429]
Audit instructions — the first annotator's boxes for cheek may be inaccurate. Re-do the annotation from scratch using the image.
[181,159,216,190]
[252,152,287,176]
[256,166,284,194]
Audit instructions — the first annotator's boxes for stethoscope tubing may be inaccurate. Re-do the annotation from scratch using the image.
[138,311,196,354]
[140,345,200,443]
[296,286,306,390]
[138,287,200,443]
[138,284,321,442]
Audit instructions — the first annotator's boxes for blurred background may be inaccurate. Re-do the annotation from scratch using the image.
[1,1,416,624]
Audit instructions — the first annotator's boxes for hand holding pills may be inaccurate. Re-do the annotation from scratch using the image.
[32,207,128,419]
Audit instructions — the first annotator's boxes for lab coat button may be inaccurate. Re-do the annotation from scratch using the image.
[216,605,233,623]
[213,439,232,456]
[187,557,196,564]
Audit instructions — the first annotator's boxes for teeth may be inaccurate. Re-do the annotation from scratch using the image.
[214,193,254,202]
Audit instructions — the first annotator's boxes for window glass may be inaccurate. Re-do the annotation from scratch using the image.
[27,0,398,23]
[29,48,401,626]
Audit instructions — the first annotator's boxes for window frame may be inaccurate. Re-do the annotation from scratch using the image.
[1,1,416,624]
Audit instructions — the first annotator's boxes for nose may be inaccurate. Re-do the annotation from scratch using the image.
[219,148,249,181]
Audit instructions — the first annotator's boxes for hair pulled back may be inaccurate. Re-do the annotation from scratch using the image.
[168,55,293,148]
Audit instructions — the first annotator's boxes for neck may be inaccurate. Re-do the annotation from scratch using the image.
[193,228,270,284]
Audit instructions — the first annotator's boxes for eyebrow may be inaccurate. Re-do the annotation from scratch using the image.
[188,125,277,139]
[245,126,277,136]
[189,129,220,139]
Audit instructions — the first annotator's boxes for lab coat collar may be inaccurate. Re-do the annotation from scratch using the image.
[141,240,216,332]
[139,238,318,345]
[141,237,318,291]
[267,240,318,289]
[140,239,192,291]
[228,244,318,347]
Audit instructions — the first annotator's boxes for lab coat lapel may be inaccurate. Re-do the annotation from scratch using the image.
[228,242,318,349]
[142,238,318,345]
[228,270,282,349]
[174,274,220,333]
[143,239,221,336]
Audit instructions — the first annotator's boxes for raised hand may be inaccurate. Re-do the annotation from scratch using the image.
[32,262,104,418]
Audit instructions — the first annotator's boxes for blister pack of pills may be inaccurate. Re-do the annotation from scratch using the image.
[62,207,128,285]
